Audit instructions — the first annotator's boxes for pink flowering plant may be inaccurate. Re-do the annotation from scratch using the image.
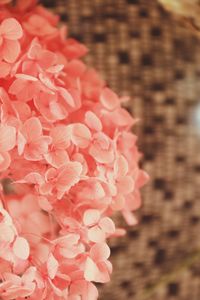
[0,0,148,299]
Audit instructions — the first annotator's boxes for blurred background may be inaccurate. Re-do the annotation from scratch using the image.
[42,0,200,299]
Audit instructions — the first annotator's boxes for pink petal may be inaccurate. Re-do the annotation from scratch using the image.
[125,192,142,211]
[17,131,26,155]
[0,125,16,152]
[0,222,15,243]
[38,196,53,212]
[9,78,26,96]
[24,136,51,161]
[22,172,44,185]
[59,244,84,259]
[3,273,21,285]
[117,176,135,194]
[91,181,105,199]
[114,155,129,178]
[22,266,36,284]
[0,18,23,40]
[47,253,58,279]
[49,100,68,120]
[84,258,110,283]
[15,73,38,81]
[57,162,82,198]
[34,93,67,122]
[83,209,101,226]
[59,87,75,107]
[2,286,35,298]
[94,261,111,283]
[38,50,56,70]
[70,281,98,300]
[90,243,110,261]
[13,237,30,260]
[54,234,80,246]
[136,170,149,188]
[99,217,115,234]
[88,226,105,243]
[39,182,52,195]
[89,144,114,164]
[65,59,86,77]
[48,280,62,297]
[9,78,39,102]
[110,107,135,127]
[47,64,64,74]
[0,61,11,77]
[12,101,31,122]
[50,125,71,149]
[84,257,99,282]
[39,73,57,91]
[122,210,138,226]
[27,211,49,235]
[0,151,11,172]
[85,111,102,132]
[44,149,69,168]
[24,15,57,37]
[27,40,42,59]
[85,282,98,300]
[71,123,91,148]
[22,117,42,142]
[64,38,88,59]
[45,167,57,181]
[2,39,20,63]
[100,87,120,111]
[111,194,125,211]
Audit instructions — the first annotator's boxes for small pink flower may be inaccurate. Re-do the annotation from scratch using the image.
[34,92,69,122]
[44,125,71,168]
[0,18,23,63]
[52,234,85,259]
[100,87,120,111]
[84,243,112,283]
[112,154,135,197]
[9,74,42,102]
[22,38,57,77]
[18,117,51,161]
[89,132,115,164]
[0,267,36,298]
[70,123,92,149]
[34,88,76,123]
[83,209,115,243]
[39,161,83,199]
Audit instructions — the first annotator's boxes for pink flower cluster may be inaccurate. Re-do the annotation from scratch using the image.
[0,0,148,299]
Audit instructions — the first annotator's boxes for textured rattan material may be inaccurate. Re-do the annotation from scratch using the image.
[43,0,200,299]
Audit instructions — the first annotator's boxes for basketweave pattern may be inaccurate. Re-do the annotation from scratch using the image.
[43,0,200,299]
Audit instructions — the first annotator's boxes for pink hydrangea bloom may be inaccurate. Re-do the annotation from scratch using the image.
[0,1,148,299]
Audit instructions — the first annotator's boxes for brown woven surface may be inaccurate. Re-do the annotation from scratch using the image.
[43,0,200,299]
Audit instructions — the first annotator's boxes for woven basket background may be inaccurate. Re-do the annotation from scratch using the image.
[42,0,200,299]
